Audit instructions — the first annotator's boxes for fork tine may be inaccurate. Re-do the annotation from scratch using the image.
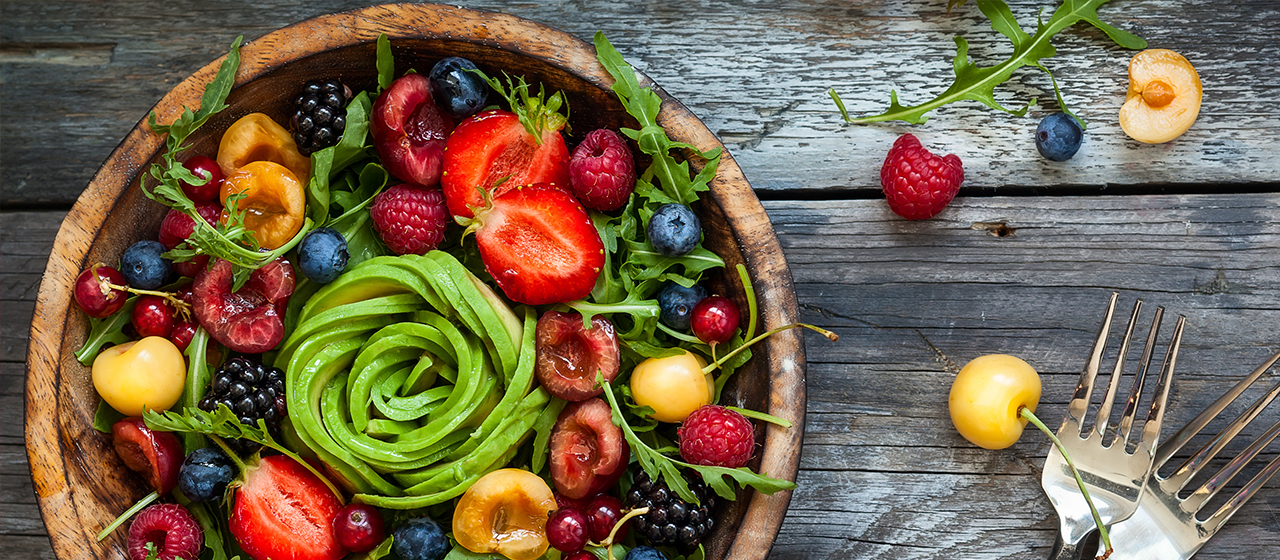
[1137,315,1185,453]
[1154,350,1280,467]
[1202,417,1280,535]
[1115,306,1164,446]
[1067,292,1120,431]
[1095,299,1144,437]
[1171,379,1280,501]
[1188,410,1280,529]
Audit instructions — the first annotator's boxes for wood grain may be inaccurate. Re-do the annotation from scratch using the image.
[4,0,1280,205]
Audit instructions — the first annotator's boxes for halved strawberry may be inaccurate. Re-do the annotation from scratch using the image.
[441,75,571,219]
[463,183,604,305]
[230,455,343,560]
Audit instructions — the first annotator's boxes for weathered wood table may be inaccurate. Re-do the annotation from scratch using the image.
[5,1,1280,558]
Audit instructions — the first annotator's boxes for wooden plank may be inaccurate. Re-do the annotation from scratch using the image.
[3,0,1280,205]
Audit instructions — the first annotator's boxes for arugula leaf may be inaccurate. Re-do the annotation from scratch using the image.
[601,379,796,504]
[143,405,344,499]
[74,297,138,365]
[353,535,395,560]
[376,33,394,93]
[93,399,127,434]
[833,0,1145,127]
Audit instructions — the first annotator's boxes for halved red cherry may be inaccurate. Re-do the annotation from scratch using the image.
[691,295,741,345]
[371,73,454,187]
[192,257,295,354]
[549,398,628,500]
[74,265,128,318]
[181,155,224,203]
[112,417,184,495]
[535,311,620,402]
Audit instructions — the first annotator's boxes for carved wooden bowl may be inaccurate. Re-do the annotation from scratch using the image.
[25,4,804,560]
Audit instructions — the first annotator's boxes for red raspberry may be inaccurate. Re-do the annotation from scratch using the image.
[880,133,964,220]
[127,503,204,560]
[158,203,222,249]
[370,184,448,255]
[568,129,636,211]
[677,405,755,468]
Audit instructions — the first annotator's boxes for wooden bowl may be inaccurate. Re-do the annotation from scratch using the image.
[25,4,804,560]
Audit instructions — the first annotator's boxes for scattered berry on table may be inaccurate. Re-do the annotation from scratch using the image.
[121,240,173,289]
[132,294,176,338]
[429,56,490,119]
[657,282,707,331]
[647,203,701,257]
[584,494,629,542]
[880,133,964,220]
[333,503,387,554]
[179,447,236,503]
[546,507,590,553]
[370,184,449,255]
[198,357,287,455]
[1035,113,1084,161]
[292,79,350,155]
[569,128,636,211]
[690,295,740,345]
[393,517,451,560]
[625,546,669,560]
[625,469,715,550]
[297,227,350,283]
[180,155,224,203]
[678,405,755,468]
[126,503,203,560]
[74,265,128,318]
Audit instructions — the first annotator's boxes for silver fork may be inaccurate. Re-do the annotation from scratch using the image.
[1042,292,1186,560]
[1099,351,1280,560]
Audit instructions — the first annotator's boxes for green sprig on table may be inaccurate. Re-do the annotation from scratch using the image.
[831,0,1147,128]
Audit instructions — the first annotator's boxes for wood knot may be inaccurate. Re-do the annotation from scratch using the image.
[970,220,1016,238]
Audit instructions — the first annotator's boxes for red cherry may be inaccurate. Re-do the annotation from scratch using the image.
[132,295,176,338]
[546,507,590,553]
[583,494,628,543]
[690,295,741,345]
[565,553,596,560]
[181,156,224,203]
[332,503,386,553]
[74,266,129,318]
[170,320,197,352]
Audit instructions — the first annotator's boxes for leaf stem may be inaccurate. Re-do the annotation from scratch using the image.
[1020,406,1113,559]
[96,490,159,541]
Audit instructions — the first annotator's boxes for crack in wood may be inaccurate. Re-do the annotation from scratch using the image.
[971,220,1017,238]
[1195,269,1252,295]
[737,99,802,150]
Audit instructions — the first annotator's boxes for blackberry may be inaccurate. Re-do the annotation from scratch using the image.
[198,357,286,454]
[625,469,716,551]
[291,79,350,155]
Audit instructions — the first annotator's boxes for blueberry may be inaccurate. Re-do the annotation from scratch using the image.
[625,546,668,560]
[657,282,707,331]
[178,447,236,502]
[1035,113,1083,161]
[297,227,349,283]
[647,203,701,257]
[429,57,489,120]
[392,517,450,560]
[120,240,171,289]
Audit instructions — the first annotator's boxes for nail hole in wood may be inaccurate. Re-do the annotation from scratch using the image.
[971,221,1016,238]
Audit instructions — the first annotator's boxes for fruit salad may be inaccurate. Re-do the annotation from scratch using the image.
[75,32,833,560]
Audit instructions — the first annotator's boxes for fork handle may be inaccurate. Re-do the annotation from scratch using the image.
[1048,533,1088,560]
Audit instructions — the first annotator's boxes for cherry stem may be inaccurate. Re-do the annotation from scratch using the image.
[101,279,193,322]
[595,506,649,560]
[1020,406,1113,560]
[703,322,839,375]
[96,490,159,541]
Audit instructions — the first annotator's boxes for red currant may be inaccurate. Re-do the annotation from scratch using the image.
[74,266,128,318]
[690,295,741,345]
[181,156,224,203]
[583,494,628,543]
[546,507,590,553]
[170,320,197,352]
[332,503,386,553]
[132,295,175,338]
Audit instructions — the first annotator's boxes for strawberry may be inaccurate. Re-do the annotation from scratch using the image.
[230,455,344,560]
[880,133,964,220]
[462,183,604,305]
[441,75,571,219]
[370,183,449,255]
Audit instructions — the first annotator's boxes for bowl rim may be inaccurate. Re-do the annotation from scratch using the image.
[24,4,806,560]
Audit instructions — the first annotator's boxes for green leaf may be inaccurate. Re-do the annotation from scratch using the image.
[93,399,126,433]
[835,0,1146,126]
[352,535,395,560]
[74,297,138,365]
[376,34,394,93]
